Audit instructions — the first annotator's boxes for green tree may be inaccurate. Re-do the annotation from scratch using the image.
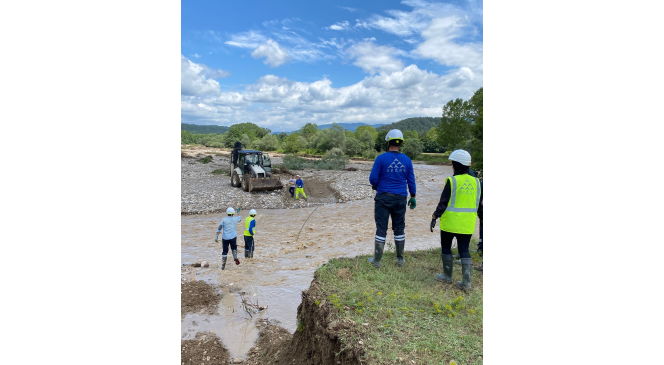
[299,123,319,141]
[240,134,251,148]
[436,98,472,151]
[343,137,363,157]
[358,130,375,151]
[421,127,444,153]
[355,125,378,140]
[278,132,287,140]
[181,130,195,144]
[403,130,419,140]
[375,130,388,152]
[401,139,423,159]
[344,130,355,139]
[313,123,346,152]
[253,134,279,151]
[469,87,483,174]
[284,132,305,153]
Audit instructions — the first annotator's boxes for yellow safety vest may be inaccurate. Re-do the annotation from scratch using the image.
[244,216,255,236]
[440,174,481,234]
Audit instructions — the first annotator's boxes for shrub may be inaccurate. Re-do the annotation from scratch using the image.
[362,149,378,160]
[401,139,423,159]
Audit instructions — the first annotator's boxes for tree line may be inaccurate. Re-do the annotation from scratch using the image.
[181,87,482,171]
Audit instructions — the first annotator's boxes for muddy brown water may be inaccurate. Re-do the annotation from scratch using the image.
[181,164,480,359]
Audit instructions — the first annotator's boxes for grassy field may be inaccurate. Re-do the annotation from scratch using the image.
[312,246,483,365]
[416,152,452,165]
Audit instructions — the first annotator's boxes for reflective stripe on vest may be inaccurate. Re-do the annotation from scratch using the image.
[440,175,480,234]
[244,217,255,236]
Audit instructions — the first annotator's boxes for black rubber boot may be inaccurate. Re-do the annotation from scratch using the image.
[221,256,227,270]
[244,250,249,258]
[395,240,405,267]
[249,251,254,258]
[455,258,472,290]
[435,254,454,282]
[366,240,385,268]
[232,250,240,265]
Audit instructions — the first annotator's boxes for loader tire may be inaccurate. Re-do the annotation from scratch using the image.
[231,171,241,187]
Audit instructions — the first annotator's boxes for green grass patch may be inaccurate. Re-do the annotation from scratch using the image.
[416,152,452,165]
[211,168,230,175]
[282,154,348,170]
[313,247,483,365]
[199,155,212,164]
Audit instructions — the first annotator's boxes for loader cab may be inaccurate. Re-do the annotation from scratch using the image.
[261,154,272,173]
[238,150,262,175]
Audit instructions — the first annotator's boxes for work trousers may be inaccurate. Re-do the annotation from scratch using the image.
[440,230,471,259]
[296,187,307,199]
[244,235,254,253]
[221,237,237,256]
[374,193,406,243]
[288,186,295,197]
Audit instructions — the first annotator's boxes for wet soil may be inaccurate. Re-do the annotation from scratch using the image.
[182,332,232,365]
[181,280,222,319]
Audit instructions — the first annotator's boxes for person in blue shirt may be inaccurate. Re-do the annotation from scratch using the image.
[215,207,242,270]
[367,129,416,268]
[295,175,307,200]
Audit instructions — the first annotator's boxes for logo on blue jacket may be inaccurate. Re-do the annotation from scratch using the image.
[387,159,405,173]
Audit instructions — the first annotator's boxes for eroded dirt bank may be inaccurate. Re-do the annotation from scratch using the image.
[244,281,362,365]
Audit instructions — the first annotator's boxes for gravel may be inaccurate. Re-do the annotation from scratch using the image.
[181,154,443,214]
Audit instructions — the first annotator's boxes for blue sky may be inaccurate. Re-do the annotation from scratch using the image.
[181,0,483,131]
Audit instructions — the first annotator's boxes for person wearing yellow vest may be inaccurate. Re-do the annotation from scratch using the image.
[244,209,257,258]
[430,150,482,290]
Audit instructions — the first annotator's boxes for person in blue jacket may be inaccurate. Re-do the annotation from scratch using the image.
[367,129,417,268]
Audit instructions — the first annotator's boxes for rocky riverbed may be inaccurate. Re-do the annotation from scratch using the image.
[181,151,443,214]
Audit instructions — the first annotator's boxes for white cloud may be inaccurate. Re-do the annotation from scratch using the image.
[447,67,475,88]
[181,64,482,129]
[251,39,290,67]
[193,53,201,58]
[347,41,404,74]
[338,6,358,12]
[412,17,483,69]
[181,55,230,96]
[225,31,267,49]
[356,0,465,36]
[325,21,350,31]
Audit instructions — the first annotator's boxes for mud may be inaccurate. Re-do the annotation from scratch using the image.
[181,164,481,360]
[181,280,222,319]
[182,332,232,365]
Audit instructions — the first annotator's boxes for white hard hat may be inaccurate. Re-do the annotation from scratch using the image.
[449,150,471,166]
[226,207,235,215]
[385,129,404,142]
[250,209,257,215]
[296,175,300,177]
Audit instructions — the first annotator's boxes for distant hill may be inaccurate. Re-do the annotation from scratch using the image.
[317,122,386,132]
[376,117,440,136]
[181,123,230,135]
[272,122,386,134]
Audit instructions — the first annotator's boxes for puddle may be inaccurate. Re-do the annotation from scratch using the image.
[181,164,479,358]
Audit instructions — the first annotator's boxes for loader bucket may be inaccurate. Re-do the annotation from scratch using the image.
[248,177,283,192]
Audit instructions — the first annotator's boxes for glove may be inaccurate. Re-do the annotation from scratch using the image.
[215,235,219,243]
[237,207,241,213]
[407,197,416,209]
[371,185,377,190]
[430,218,436,232]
